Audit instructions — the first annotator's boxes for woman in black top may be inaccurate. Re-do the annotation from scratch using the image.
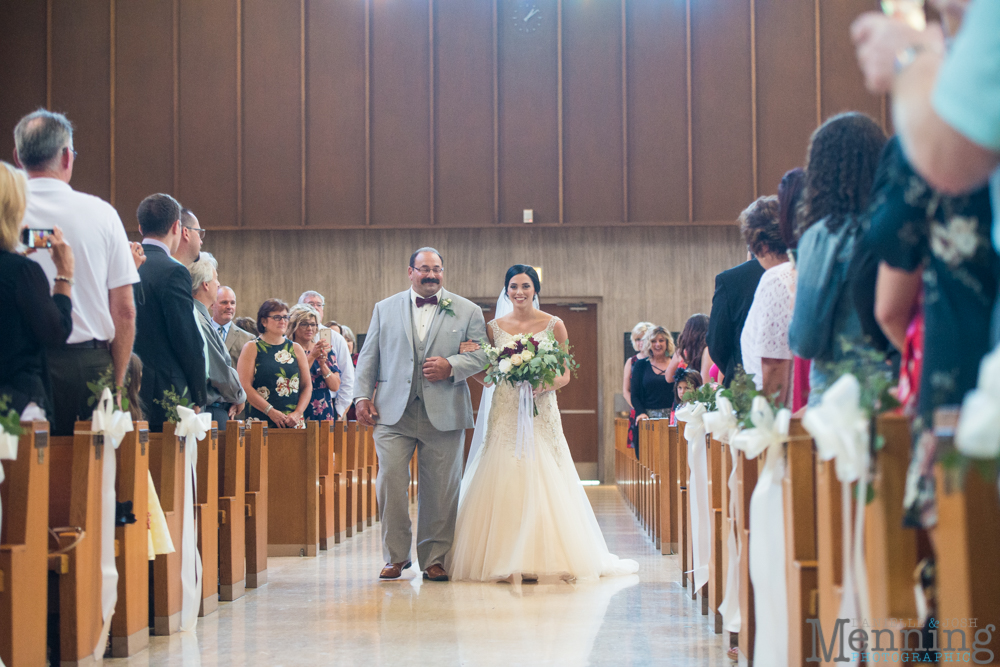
[630,326,676,457]
[0,162,75,417]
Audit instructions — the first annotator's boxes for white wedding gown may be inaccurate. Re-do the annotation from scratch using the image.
[446,318,639,582]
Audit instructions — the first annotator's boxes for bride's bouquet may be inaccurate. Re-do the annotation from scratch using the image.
[481,331,578,392]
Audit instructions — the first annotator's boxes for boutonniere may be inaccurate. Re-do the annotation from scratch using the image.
[439,298,455,317]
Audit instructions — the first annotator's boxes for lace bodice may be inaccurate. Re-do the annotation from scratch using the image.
[483,317,569,460]
[740,261,795,389]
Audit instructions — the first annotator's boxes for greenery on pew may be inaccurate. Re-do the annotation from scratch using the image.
[154,386,192,425]
[717,366,765,429]
[0,395,23,437]
[680,383,718,412]
[86,363,131,413]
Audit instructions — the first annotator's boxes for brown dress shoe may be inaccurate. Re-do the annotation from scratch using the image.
[379,561,412,580]
[422,563,449,581]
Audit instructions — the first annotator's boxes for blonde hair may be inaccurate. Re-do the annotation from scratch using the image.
[339,324,356,348]
[0,162,28,252]
[643,326,676,357]
[630,321,655,353]
[287,303,320,343]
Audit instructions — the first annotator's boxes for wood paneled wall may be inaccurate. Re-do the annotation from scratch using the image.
[207,225,745,482]
[0,0,882,232]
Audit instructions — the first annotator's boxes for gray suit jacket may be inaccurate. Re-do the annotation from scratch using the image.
[222,322,256,370]
[195,301,247,407]
[354,289,487,432]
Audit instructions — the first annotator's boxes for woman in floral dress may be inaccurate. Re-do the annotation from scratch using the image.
[237,298,312,428]
[288,304,341,421]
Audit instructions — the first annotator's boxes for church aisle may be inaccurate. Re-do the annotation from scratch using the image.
[106,487,729,666]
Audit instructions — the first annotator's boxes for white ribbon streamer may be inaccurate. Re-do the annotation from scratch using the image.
[717,442,742,633]
[514,382,536,461]
[174,405,211,632]
[956,346,1000,460]
[803,373,872,658]
[675,402,710,591]
[731,396,791,667]
[91,388,134,660]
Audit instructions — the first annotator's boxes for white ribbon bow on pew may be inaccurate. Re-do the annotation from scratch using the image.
[731,396,791,667]
[675,402,711,592]
[91,388,134,660]
[803,373,872,660]
[956,346,1000,460]
[175,405,212,633]
[705,395,742,633]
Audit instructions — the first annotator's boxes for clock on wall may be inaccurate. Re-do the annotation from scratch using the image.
[512,0,542,33]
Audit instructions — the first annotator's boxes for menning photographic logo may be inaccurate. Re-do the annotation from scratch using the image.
[807,617,996,664]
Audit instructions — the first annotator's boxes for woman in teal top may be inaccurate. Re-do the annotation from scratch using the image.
[237,298,312,428]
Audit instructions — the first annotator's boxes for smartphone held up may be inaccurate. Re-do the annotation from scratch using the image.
[21,228,55,249]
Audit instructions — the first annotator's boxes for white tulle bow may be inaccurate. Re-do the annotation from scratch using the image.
[91,388,134,450]
[703,395,740,444]
[675,402,707,444]
[0,425,18,462]
[175,405,212,444]
[956,347,1000,459]
[803,374,869,482]
[730,396,790,460]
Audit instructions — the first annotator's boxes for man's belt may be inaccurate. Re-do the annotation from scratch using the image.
[65,339,111,350]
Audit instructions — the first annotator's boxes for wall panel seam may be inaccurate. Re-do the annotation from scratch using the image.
[620,0,627,224]
[557,0,564,224]
[46,0,52,109]
[365,0,371,226]
[301,0,306,227]
[110,0,117,207]
[174,0,180,196]
[237,0,243,226]
[493,0,499,224]
[815,0,821,125]
[750,0,757,200]
[428,0,435,226]
[685,0,692,223]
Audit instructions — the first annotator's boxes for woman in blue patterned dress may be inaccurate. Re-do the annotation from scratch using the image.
[288,304,341,421]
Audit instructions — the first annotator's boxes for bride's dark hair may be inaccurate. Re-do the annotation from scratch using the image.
[504,265,541,296]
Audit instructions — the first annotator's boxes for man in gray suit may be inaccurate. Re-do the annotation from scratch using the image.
[355,247,487,581]
[212,285,256,369]
[192,255,246,430]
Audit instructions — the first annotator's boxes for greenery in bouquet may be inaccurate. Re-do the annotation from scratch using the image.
[0,395,23,438]
[680,382,718,412]
[717,366,762,429]
[481,331,579,391]
[154,386,192,425]
[87,363,130,413]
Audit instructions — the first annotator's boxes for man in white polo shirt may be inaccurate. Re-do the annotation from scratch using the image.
[14,109,139,436]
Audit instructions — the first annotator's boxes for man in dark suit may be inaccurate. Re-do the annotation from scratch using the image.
[134,193,208,431]
[706,254,765,387]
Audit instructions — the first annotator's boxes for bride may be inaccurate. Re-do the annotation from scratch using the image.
[446,265,639,582]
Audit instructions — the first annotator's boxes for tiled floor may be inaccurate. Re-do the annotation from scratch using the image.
[107,487,730,666]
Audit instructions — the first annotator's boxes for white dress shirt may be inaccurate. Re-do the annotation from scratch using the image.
[25,178,139,343]
[410,287,443,342]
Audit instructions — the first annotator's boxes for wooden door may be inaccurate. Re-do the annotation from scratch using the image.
[464,302,600,480]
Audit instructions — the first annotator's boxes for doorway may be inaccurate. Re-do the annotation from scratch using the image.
[464,301,600,480]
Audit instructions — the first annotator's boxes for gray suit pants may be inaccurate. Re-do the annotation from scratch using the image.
[374,396,464,568]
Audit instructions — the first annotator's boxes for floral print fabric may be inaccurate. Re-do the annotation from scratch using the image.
[305,351,340,421]
[248,337,301,427]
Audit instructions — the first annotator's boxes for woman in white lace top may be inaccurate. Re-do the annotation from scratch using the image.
[738,196,794,406]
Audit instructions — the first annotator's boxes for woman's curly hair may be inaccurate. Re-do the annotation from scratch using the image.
[800,112,887,236]
[677,313,709,367]
[739,195,785,259]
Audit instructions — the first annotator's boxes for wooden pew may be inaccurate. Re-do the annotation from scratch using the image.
[783,418,818,665]
[865,415,921,653]
[636,422,649,532]
[48,423,104,664]
[736,450,759,665]
[649,420,663,551]
[707,435,726,634]
[245,421,268,587]
[614,418,628,504]
[339,421,358,538]
[935,409,1000,664]
[0,422,50,666]
[218,421,246,601]
[676,423,690,591]
[267,421,319,557]
[355,423,368,534]
[659,424,679,555]
[148,424,183,636]
[332,422,349,543]
[318,420,336,550]
[110,424,150,657]
[196,424,219,616]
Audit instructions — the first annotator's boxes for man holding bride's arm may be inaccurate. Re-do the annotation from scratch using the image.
[354,247,487,582]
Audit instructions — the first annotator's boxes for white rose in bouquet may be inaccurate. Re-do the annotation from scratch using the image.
[537,338,555,353]
[498,358,513,373]
[521,350,534,362]
[511,354,524,367]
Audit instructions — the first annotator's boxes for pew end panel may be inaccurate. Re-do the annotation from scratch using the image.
[783,419,818,666]
[266,422,320,557]
[218,421,246,601]
[111,423,150,657]
[148,425,184,636]
[333,422,348,544]
[318,421,336,550]
[246,422,269,587]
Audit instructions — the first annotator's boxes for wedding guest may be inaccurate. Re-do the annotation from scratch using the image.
[707,252,765,388]
[133,193,208,431]
[288,304,341,421]
[630,326,676,457]
[673,368,703,406]
[623,321,654,452]
[297,290,355,418]
[866,135,998,529]
[738,196,794,406]
[665,314,713,382]
[174,207,204,267]
[14,109,138,434]
[234,316,258,336]
[212,286,256,369]
[192,253,246,430]
[776,168,812,412]
[123,353,144,423]
[0,162,73,419]
[237,299,311,428]
[340,324,358,361]
[789,112,887,403]
[325,320,342,336]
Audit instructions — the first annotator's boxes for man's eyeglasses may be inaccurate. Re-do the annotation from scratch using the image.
[183,226,206,239]
[413,267,444,275]
[64,147,78,159]
[268,314,291,322]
